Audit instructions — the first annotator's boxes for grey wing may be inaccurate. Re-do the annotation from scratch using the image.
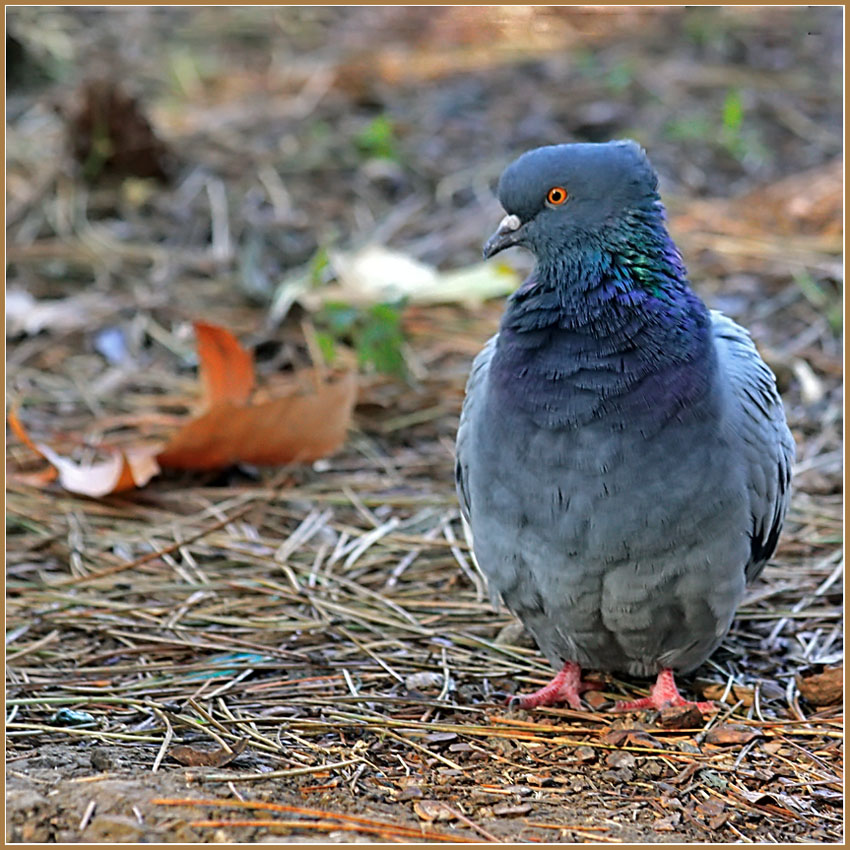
[455,334,497,525]
[711,311,795,583]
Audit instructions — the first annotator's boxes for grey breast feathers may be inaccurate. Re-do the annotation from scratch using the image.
[456,317,794,593]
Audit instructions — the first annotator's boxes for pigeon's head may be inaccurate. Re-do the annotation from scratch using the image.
[483,141,661,262]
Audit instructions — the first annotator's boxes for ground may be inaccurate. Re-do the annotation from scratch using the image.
[6,6,843,844]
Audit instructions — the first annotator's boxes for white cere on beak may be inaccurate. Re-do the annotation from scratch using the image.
[499,214,521,232]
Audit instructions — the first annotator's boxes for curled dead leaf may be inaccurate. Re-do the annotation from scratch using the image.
[194,322,254,407]
[413,800,456,822]
[605,751,636,769]
[658,704,704,729]
[624,730,666,749]
[796,665,842,706]
[170,738,247,767]
[7,408,161,498]
[156,369,357,470]
[704,724,760,746]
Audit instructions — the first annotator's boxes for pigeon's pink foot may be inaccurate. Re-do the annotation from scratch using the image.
[508,661,601,710]
[613,668,716,713]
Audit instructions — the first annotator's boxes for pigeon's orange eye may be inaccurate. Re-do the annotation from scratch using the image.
[546,186,568,205]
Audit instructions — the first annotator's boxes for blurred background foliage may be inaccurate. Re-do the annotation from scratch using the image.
[7,7,842,346]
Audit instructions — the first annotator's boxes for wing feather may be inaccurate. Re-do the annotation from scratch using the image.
[455,334,497,524]
[711,311,795,583]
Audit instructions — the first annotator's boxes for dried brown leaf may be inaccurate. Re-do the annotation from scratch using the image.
[170,738,247,767]
[695,680,757,707]
[602,729,629,747]
[696,798,727,830]
[605,751,636,769]
[624,730,666,749]
[796,665,842,706]
[658,704,703,729]
[413,800,456,822]
[704,725,760,746]
[584,690,608,709]
[8,321,356,493]
[156,369,357,470]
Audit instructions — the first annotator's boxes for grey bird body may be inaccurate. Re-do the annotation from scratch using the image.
[455,141,794,697]
[457,313,793,677]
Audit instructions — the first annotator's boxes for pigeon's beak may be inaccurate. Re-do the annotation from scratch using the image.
[483,214,524,259]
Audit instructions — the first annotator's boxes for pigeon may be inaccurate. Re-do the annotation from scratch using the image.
[455,141,794,712]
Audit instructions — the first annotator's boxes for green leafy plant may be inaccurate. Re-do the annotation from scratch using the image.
[664,92,769,168]
[305,246,331,286]
[719,88,746,158]
[355,115,398,161]
[315,300,407,377]
[718,88,770,166]
[721,88,744,135]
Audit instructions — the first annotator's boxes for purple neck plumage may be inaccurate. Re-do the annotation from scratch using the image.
[490,216,714,431]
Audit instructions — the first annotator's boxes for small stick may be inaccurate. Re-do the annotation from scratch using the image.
[151,708,173,773]
[78,800,97,832]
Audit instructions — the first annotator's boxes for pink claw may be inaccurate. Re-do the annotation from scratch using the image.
[508,661,602,710]
[613,668,716,713]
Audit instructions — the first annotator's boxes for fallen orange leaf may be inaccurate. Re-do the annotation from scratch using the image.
[7,322,357,496]
[194,321,254,407]
[8,408,161,498]
[157,369,357,470]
